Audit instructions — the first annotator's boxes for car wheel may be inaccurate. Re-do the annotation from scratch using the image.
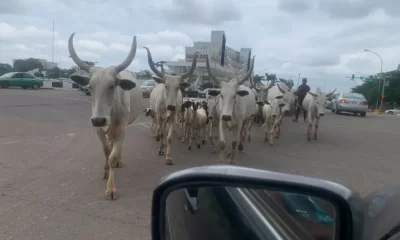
[22,86,27,89]
[388,111,394,115]
[32,83,39,90]
[1,81,10,88]
[360,112,366,117]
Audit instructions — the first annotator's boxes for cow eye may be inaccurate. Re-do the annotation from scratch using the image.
[110,85,115,90]
[221,95,224,98]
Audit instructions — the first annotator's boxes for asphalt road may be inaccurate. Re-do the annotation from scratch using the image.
[0,88,399,240]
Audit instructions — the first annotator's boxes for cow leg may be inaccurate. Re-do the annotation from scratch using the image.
[269,123,276,146]
[196,129,201,149]
[188,126,193,150]
[229,125,240,165]
[181,123,187,143]
[307,113,313,141]
[165,119,174,165]
[104,123,126,200]
[314,117,320,140]
[96,128,111,180]
[202,126,206,145]
[238,120,245,152]
[155,116,161,142]
[247,121,252,142]
[158,118,166,155]
[218,121,226,163]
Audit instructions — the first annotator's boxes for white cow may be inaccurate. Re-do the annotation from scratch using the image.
[303,88,336,141]
[206,55,256,164]
[258,96,286,146]
[180,100,193,143]
[188,102,208,150]
[68,33,141,200]
[143,107,156,137]
[206,93,220,153]
[146,48,198,165]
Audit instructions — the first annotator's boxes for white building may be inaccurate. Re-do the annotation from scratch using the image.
[165,30,253,87]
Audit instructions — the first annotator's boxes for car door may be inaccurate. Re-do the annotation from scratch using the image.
[22,73,35,87]
[11,73,24,86]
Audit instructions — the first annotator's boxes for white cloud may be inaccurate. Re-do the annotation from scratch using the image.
[0,0,399,92]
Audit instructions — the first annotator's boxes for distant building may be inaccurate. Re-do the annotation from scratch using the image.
[165,30,253,87]
[12,58,58,71]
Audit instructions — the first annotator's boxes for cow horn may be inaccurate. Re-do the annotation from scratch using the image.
[206,55,224,84]
[249,75,263,91]
[277,83,286,94]
[115,36,137,73]
[181,52,199,79]
[327,88,337,97]
[144,47,164,78]
[68,33,92,73]
[238,56,255,85]
[308,91,318,97]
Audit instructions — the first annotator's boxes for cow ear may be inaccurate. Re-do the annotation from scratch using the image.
[275,95,283,99]
[279,103,286,108]
[208,90,221,96]
[179,82,191,89]
[237,90,249,97]
[70,75,90,86]
[264,101,271,105]
[256,101,264,106]
[117,78,136,90]
[153,76,164,84]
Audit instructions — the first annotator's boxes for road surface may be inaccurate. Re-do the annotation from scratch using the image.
[0,88,398,239]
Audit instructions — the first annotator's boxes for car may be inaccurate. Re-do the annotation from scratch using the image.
[198,88,218,98]
[0,72,44,90]
[184,85,200,98]
[140,79,156,98]
[331,92,368,117]
[384,108,400,115]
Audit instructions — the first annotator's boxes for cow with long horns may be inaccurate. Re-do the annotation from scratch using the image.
[68,32,141,200]
[303,88,336,141]
[206,55,256,164]
[146,48,198,165]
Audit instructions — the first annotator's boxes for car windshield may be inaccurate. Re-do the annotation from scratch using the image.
[343,93,364,99]
[141,80,155,86]
[0,72,16,78]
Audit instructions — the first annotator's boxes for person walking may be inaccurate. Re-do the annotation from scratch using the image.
[293,78,311,122]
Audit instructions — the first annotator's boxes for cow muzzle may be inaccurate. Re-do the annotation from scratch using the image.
[91,117,107,127]
[272,114,277,118]
[221,115,232,121]
[319,113,325,117]
[167,105,176,111]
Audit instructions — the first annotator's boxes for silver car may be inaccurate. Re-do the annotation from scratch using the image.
[331,93,368,117]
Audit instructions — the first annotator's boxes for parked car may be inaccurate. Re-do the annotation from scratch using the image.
[184,85,201,98]
[140,79,156,98]
[384,108,400,115]
[0,72,44,90]
[331,93,368,116]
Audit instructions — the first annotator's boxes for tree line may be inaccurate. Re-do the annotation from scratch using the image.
[253,72,295,89]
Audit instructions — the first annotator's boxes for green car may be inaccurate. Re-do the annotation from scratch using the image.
[0,72,44,90]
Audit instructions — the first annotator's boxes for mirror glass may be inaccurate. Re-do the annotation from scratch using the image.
[164,186,337,240]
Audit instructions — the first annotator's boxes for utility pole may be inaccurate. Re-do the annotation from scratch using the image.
[52,20,55,63]
[296,73,301,87]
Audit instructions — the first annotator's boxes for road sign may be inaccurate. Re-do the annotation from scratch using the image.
[384,79,390,87]
[351,74,355,81]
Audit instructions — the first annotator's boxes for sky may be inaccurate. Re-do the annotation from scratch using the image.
[1,0,400,92]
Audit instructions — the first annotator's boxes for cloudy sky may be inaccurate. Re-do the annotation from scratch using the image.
[1,0,399,92]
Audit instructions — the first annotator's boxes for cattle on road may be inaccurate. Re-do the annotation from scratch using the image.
[145,48,198,165]
[68,32,141,200]
[206,55,256,164]
[258,96,286,146]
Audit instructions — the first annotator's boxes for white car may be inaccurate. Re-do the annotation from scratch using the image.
[384,108,400,115]
[331,93,368,117]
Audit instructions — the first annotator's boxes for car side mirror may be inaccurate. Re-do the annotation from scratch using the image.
[151,166,364,240]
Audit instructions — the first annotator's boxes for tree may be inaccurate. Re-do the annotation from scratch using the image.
[13,58,44,72]
[46,67,61,78]
[253,74,265,84]
[136,70,153,79]
[265,73,277,81]
[0,63,12,76]
[278,78,294,89]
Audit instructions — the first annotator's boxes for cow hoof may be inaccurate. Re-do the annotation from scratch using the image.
[226,153,231,158]
[116,162,123,168]
[275,135,279,139]
[202,140,206,145]
[307,136,312,142]
[197,144,201,149]
[269,143,274,147]
[158,150,165,156]
[165,158,174,165]
[188,145,192,150]
[105,189,119,200]
[238,144,243,151]
[155,136,161,142]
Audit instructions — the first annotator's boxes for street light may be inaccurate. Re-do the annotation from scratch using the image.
[364,49,384,108]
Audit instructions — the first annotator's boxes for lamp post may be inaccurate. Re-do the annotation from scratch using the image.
[364,49,383,109]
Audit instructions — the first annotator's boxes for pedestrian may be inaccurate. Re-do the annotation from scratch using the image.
[293,78,311,122]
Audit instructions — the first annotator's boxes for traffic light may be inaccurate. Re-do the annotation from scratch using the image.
[369,78,373,82]
[360,76,364,80]
[381,96,385,100]
[351,74,355,81]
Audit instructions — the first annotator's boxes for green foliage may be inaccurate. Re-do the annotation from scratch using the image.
[13,58,44,72]
[352,71,400,107]
[278,78,294,89]
[136,70,153,79]
[253,74,265,83]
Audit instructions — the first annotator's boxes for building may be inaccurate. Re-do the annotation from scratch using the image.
[165,30,253,87]
[12,58,58,71]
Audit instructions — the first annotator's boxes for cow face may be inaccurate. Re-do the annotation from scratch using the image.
[309,93,328,117]
[209,81,248,122]
[206,94,219,120]
[70,68,136,127]
[276,84,295,114]
[265,95,286,118]
[153,75,190,112]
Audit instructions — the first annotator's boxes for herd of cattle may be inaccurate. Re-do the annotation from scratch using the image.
[66,32,336,200]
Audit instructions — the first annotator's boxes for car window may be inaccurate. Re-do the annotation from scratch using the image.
[12,73,23,78]
[142,81,155,86]
[23,73,34,78]
[342,93,364,99]
[0,72,15,78]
